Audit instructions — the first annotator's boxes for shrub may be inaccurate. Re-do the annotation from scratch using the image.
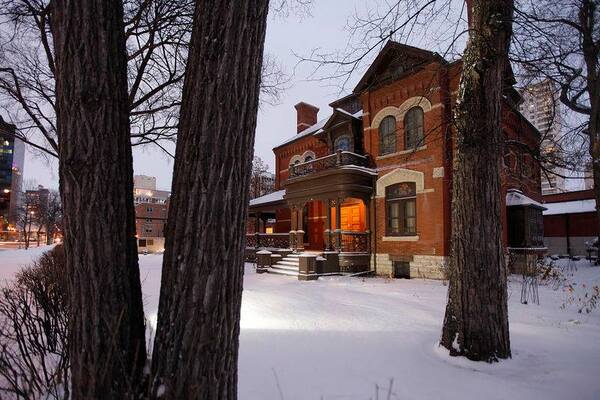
[0,245,70,399]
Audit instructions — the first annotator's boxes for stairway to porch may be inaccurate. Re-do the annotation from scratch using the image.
[267,253,300,276]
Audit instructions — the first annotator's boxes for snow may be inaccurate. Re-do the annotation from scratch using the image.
[248,189,285,207]
[506,189,545,209]
[2,249,600,399]
[543,199,597,216]
[0,246,54,281]
[274,117,330,149]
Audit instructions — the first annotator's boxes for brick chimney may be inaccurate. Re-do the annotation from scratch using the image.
[294,102,319,133]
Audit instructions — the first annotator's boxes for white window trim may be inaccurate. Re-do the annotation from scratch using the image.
[370,96,433,129]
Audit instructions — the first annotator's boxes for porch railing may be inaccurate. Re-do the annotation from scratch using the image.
[288,150,368,178]
[246,232,290,249]
[340,231,370,253]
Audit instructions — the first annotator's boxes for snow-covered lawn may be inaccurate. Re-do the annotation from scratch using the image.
[3,248,600,399]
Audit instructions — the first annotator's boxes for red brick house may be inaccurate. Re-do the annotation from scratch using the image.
[248,41,543,278]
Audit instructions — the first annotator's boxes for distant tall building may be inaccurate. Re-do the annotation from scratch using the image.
[519,80,565,195]
[133,175,169,252]
[0,116,25,230]
[133,174,170,204]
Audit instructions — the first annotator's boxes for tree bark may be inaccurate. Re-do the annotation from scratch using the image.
[51,1,147,397]
[579,0,600,264]
[440,0,513,361]
[150,1,269,398]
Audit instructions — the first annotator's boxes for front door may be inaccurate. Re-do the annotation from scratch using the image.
[340,203,364,231]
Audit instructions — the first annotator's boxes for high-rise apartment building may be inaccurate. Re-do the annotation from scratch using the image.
[0,116,25,231]
[519,80,565,195]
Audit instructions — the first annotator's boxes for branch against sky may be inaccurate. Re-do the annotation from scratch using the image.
[511,0,599,179]
[0,0,310,159]
[295,0,466,91]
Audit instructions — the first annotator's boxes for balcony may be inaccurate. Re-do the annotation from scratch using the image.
[284,151,376,208]
[288,151,369,179]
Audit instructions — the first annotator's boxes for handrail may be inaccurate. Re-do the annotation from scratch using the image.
[289,150,368,178]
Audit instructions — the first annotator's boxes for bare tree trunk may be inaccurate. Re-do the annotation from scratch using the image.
[150,0,269,398]
[51,1,147,397]
[440,0,513,361]
[579,0,600,264]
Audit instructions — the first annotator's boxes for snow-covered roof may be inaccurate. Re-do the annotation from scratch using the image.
[543,199,596,216]
[506,189,545,209]
[274,117,330,149]
[273,109,363,150]
[249,189,286,207]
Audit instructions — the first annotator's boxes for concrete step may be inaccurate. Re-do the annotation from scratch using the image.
[267,267,299,276]
[271,263,300,272]
[281,257,300,264]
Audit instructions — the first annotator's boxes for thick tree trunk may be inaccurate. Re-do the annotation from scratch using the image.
[51,1,147,397]
[579,0,600,264]
[150,1,269,398]
[440,0,513,361]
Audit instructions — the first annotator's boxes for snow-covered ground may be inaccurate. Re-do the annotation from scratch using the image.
[3,248,600,399]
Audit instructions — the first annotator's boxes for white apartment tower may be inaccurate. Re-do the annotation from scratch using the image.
[519,80,565,195]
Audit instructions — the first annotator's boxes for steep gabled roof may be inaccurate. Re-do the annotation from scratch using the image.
[320,108,361,132]
[353,41,445,94]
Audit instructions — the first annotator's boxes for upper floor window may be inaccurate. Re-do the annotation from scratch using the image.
[334,135,352,152]
[386,182,416,236]
[379,116,396,155]
[404,107,424,149]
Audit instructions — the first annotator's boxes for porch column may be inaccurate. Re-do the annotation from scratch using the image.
[296,205,305,251]
[289,207,297,251]
[364,199,371,252]
[325,199,332,251]
[335,197,342,251]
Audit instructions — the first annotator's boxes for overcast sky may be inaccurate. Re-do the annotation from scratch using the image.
[17,0,583,191]
[23,0,381,191]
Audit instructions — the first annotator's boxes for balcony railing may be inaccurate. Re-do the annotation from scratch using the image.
[288,150,368,178]
[246,232,290,249]
[340,231,370,253]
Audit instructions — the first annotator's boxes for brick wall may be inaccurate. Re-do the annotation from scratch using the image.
[135,202,168,237]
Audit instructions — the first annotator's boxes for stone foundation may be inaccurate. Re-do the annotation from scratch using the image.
[371,253,447,279]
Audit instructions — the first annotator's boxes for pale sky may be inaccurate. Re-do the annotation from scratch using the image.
[19,0,583,192]
[24,0,380,191]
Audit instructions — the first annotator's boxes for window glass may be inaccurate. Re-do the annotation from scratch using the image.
[334,135,352,152]
[404,107,424,149]
[386,182,417,236]
[379,116,396,155]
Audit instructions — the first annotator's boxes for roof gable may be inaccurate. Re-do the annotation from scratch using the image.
[353,41,444,94]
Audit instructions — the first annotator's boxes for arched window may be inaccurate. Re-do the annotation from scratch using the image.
[379,116,396,155]
[304,155,313,162]
[404,107,424,149]
[334,135,352,152]
[386,182,416,236]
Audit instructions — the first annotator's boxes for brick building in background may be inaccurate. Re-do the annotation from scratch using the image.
[248,41,543,279]
[134,175,169,252]
[543,189,597,256]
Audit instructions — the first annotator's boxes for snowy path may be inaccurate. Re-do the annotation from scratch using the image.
[2,248,600,399]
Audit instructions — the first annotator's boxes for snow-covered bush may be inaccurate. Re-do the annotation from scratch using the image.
[0,245,70,399]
